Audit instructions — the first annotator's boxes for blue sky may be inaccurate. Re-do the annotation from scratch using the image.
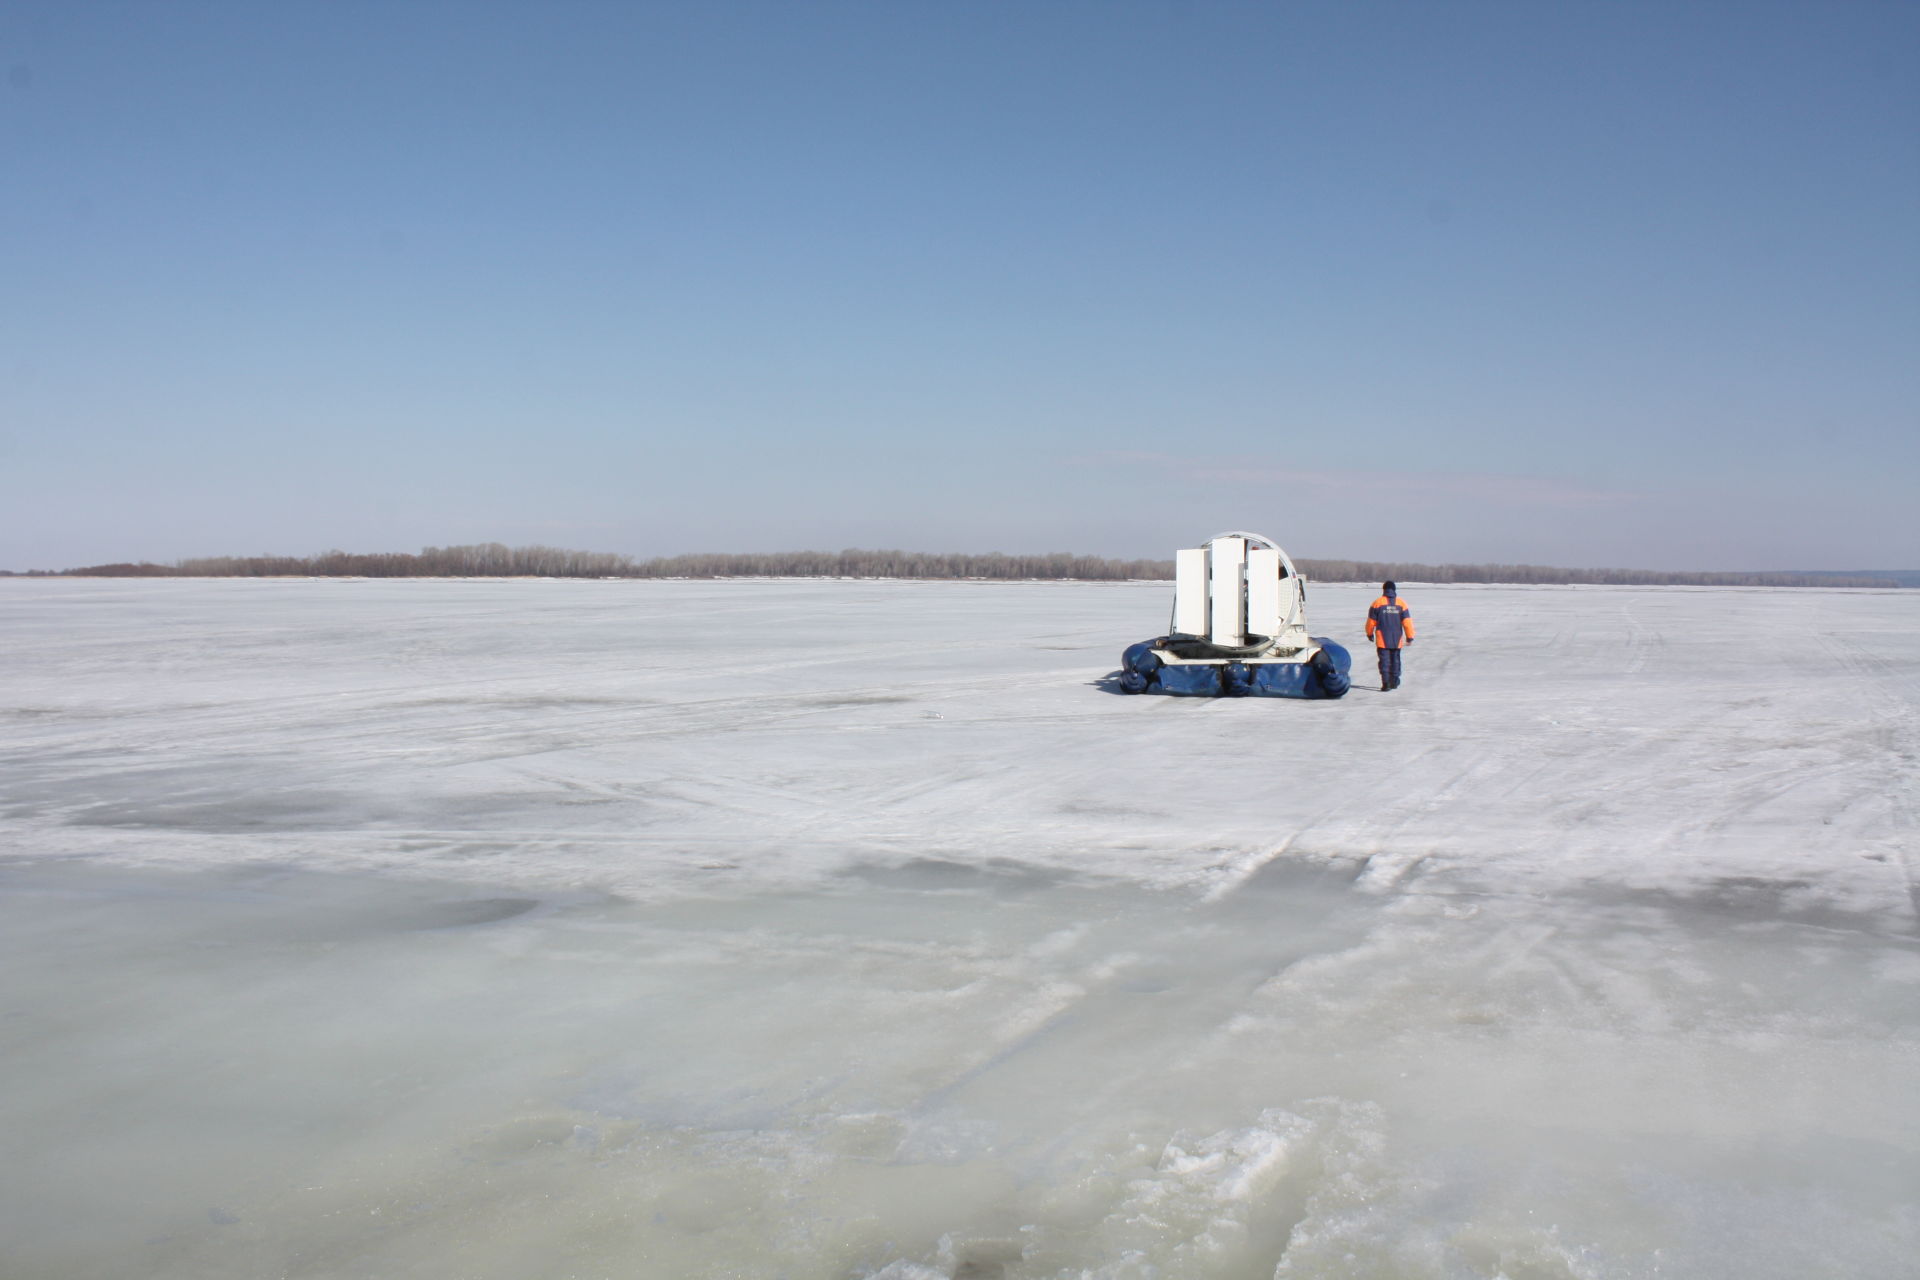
[3,1,1915,570]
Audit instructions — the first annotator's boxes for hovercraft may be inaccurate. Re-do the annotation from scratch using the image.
[1119,532,1351,698]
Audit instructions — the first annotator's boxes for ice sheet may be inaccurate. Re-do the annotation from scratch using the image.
[1,579,1916,1277]
[4,578,1914,911]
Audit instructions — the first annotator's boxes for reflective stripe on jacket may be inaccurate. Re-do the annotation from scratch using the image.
[1366,596,1414,649]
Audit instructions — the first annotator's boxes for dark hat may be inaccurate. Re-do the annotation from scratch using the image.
[1382,581,1396,594]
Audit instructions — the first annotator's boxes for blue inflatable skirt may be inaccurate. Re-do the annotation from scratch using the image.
[1119,638,1351,699]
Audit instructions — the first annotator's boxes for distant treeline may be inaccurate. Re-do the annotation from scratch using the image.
[55,546,1173,581]
[1288,559,1904,589]
[20,543,1905,587]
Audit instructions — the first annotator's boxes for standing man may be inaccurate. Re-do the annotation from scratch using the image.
[1366,581,1415,691]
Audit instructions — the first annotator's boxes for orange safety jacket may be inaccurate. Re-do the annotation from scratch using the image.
[1366,596,1414,649]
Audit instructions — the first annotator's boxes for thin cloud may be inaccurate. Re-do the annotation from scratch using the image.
[1067,449,1175,468]
[1073,451,1635,509]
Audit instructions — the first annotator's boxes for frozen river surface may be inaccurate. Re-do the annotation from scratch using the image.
[1,578,1916,1278]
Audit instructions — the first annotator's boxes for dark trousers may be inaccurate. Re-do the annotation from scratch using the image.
[1377,646,1402,689]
